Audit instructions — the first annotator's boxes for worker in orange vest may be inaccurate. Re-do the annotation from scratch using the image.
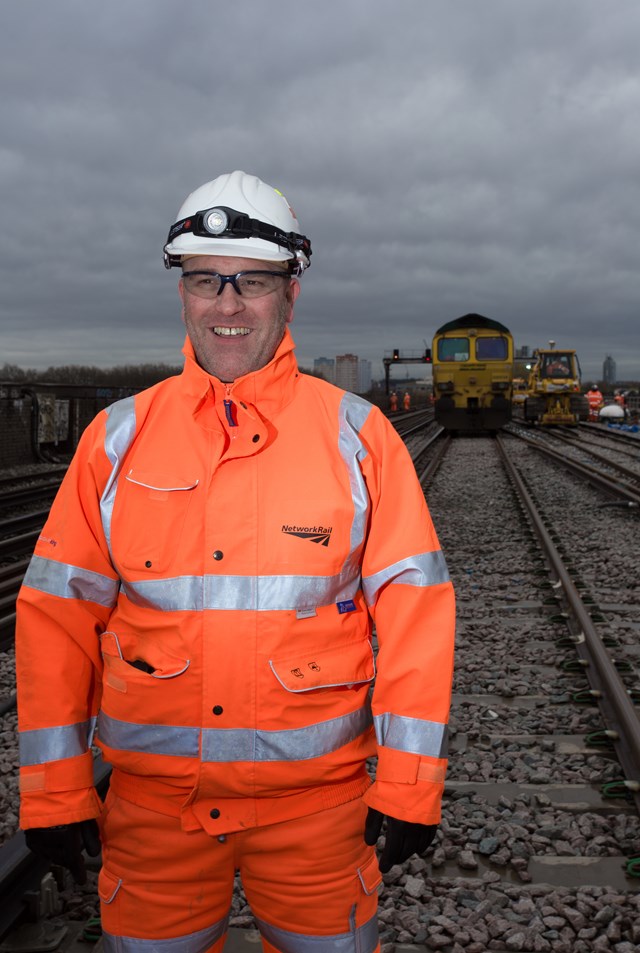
[587,384,604,421]
[403,390,411,411]
[614,390,626,409]
[17,171,455,953]
[389,391,398,412]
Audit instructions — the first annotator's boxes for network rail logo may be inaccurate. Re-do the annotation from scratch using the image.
[281,523,333,547]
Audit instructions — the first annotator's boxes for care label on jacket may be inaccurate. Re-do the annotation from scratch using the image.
[296,607,317,620]
[336,599,357,614]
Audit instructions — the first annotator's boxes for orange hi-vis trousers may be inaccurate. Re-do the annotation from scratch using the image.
[98,792,382,953]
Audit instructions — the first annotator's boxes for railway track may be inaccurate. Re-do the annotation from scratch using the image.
[0,468,67,653]
[403,429,640,950]
[504,421,640,506]
[1,427,639,950]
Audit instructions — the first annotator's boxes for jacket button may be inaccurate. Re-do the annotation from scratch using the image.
[145,560,152,568]
[212,705,223,715]
[210,808,220,819]
[212,551,224,561]
[252,434,260,443]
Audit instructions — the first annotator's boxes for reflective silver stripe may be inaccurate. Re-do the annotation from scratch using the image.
[374,712,448,759]
[362,549,450,606]
[256,912,378,953]
[22,555,119,607]
[98,713,200,758]
[101,396,137,562]
[19,718,96,766]
[338,392,372,577]
[122,570,361,612]
[102,916,228,953]
[201,705,372,762]
[98,704,372,762]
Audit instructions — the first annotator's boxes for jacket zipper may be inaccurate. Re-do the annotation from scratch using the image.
[223,386,238,428]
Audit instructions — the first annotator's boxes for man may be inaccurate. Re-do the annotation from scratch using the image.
[17,171,455,953]
[587,383,604,421]
[545,356,569,377]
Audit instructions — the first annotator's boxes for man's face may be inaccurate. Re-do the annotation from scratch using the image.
[178,255,300,382]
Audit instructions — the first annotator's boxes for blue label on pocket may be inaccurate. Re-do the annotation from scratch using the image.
[337,599,357,614]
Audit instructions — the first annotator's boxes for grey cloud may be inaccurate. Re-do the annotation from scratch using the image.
[1,0,639,381]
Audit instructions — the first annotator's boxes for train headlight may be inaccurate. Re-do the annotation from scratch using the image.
[437,381,454,392]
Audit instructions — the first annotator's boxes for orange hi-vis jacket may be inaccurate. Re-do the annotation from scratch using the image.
[17,329,455,836]
[587,389,604,410]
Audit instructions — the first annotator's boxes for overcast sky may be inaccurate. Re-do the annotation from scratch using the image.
[2,1,639,383]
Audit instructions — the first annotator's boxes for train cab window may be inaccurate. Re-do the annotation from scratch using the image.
[476,336,508,360]
[439,338,469,361]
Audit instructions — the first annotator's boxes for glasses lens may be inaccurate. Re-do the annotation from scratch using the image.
[182,273,222,299]
[182,271,289,300]
[236,272,288,298]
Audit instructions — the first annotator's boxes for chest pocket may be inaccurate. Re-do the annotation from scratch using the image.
[113,469,199,575]
[269,637,375,693]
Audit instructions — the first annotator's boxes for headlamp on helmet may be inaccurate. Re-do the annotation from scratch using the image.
[203,208,229,235]
[164,205,312,274]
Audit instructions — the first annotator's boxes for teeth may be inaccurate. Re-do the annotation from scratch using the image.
[213,327,251,336]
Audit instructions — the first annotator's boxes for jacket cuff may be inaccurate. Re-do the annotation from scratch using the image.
[362,746,447,824]
[19,786,103,830]
[19,752,102,830]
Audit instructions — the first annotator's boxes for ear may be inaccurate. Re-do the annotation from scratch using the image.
[178,278,186,325]
[285,278,301,325]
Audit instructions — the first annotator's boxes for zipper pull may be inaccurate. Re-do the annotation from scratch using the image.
[223,398,238,427]
[222,384,238,427]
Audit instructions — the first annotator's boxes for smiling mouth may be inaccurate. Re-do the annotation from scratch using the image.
[213,327,251,336]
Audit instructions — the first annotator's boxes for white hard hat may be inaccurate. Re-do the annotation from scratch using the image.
[163,170,311,274]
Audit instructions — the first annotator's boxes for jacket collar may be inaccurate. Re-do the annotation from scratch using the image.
[180,326,300,419]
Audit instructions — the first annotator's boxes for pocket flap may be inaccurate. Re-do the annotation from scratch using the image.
[358,851,382,895]
[125,469,199,492]
[269,638,375,692]
[100,631,189,679]
[98,867,122,904]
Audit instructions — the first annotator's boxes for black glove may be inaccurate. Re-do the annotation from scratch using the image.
[24,819,101,885]
[364,808,437,873]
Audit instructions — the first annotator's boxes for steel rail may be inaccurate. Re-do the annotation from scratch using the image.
[0,481,61,511]
[542,429,640,485]
[0,510,50,538]
[509,429,640,505]
[0,758,111,943]
[392,409,435,438]
[496,434,640,814]
[0,529,41,561]
[580,422,640,448]
[415,432,450,485]
[0,466,67,493]
[0,613,16,652]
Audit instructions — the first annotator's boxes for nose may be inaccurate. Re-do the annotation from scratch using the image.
[215,281,244,313]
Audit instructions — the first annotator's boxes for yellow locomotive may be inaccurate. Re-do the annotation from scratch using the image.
[432,313,514,431]
[523,344,589,426]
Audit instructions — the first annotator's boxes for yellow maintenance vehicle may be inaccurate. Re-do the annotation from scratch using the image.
[523,342,590,426]
[511,377,528,408]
